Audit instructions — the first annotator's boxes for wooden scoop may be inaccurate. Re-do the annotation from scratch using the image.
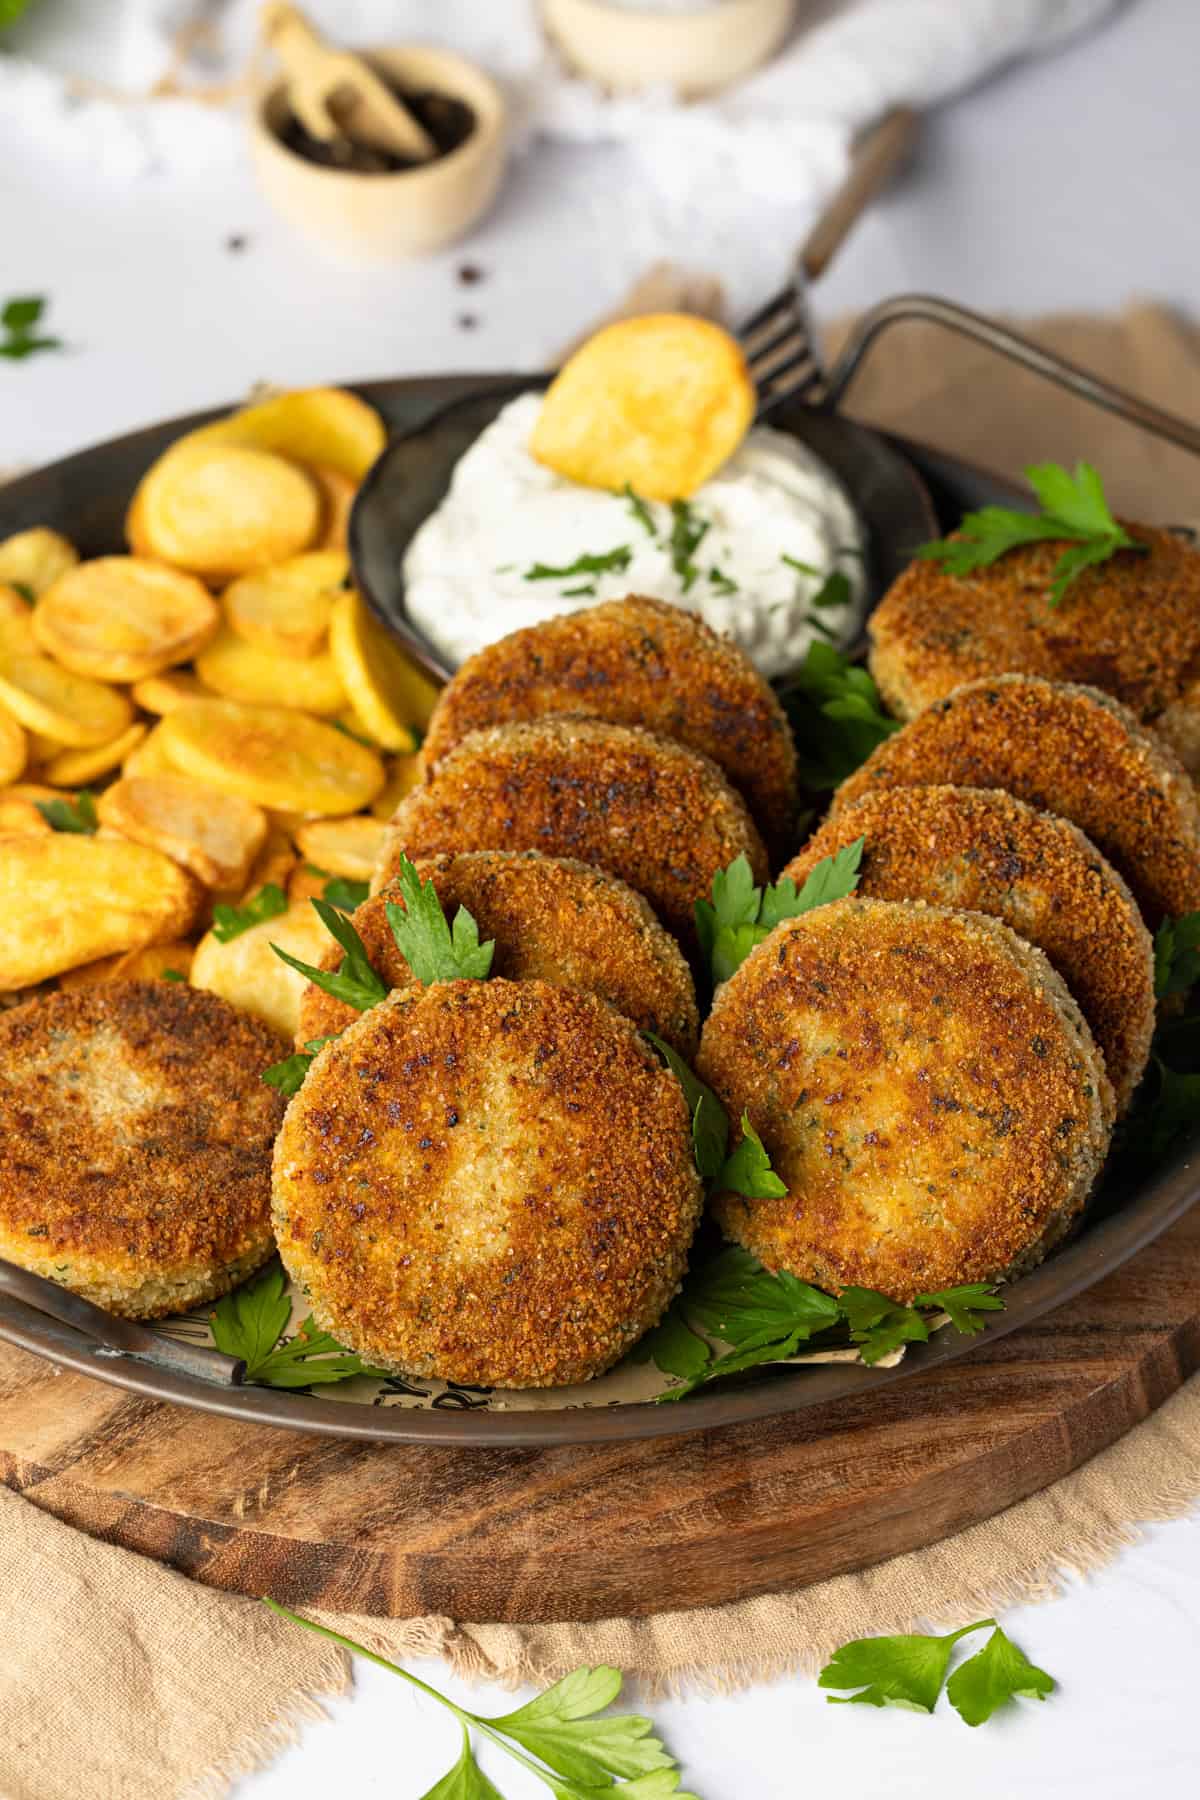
[261,3,437,164]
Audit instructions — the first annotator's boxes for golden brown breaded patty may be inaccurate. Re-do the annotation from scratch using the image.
[868,527,1200,764]
[697,897,1112,1304]
[832,676,1200,927]
[0,983,285,1318]
[273,978,703,1388]
[383,718,768,952]
[421,596,799,857]
[300,850,698,1056]
[785,786,1155,1115]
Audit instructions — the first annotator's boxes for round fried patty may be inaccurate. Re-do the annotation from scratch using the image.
[697,897,1112,1303]
[273,979,703,1388]
[421,596,799,856]
[832,676,1200,926]
[302,850,698,1056]
[786,785,1155,1113]
[384,717,768,952]
[0,982,285,1318]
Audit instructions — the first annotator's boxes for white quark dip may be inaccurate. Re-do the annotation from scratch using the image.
[402,391,866,680]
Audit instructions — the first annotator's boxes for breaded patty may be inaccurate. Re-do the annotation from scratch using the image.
[383,718,767,952]
[869,527,1200,769]
[832,676,1200,926]
[697,897,1112,1304]
[301,850,698,1056]
[273,978,703,1388]
[785,786,1155,1114]
[0,983,285,1318]
[421,596,799,856]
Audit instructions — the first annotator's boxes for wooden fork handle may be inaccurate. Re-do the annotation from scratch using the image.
[800,106,920,282]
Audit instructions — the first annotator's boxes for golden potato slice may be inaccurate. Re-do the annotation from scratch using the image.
[369,753,422,820]
[239,826,296,902]
[0,835,200,989]
[0,584,30,622]
[178,388,385,482]
[0,797,51,836]
[294,814,388,880]
[287,863,328,906]
[328,590,433,751]
[58,939,195,992]
[0,702,26,785]
[127,444,320,578]
[191,898,332,1037]
[42,723,147,788]
[196,622,346,714]
[97,775,268,891]
[123,722,178,778]
[0,528,78,598]
[0,611,135,747]
[313,464,356,549]
[530,312,756,501]
[2,782,58,803]
[33,557,218,682]
[266,807,314,839]
[158,698,384,815]
[223,549,348,659]
[131,670,208,714]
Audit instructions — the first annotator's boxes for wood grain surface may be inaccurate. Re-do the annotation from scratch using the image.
[3,1202,1199,1624]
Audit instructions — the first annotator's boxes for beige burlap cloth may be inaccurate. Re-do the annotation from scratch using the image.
[2,301,1200,1800]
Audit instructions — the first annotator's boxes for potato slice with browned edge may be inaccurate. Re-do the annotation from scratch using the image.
[58,939,195,992]
[177,388,385,482]
[128,444,320,578]
[0,528,78,598]
[33,557,218,682]
[0,612,134,747]
[97,775,268,891]
[329,589,433,751]
[295,814,388,880]
[196,622,346,714]
[43,723,147,788]
[313,465,356,549]
[239,825,296,902]
[0,835,200,988]
[287,863,328,907]
[191,898,331,1037]
[0,702,26,785]
[131,670,207,714]
[0,797,50,836]
[1,584,32,622]
[369,753,422,821]
[223,549,348,659]
[122,722,178,778]
[530,312,755,501]
[158,698,384,815]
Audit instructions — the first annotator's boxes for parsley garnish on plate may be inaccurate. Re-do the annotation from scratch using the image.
[623,481,657,537]
[1153,909,1200,998]
[0,295,62,362]
[820,1618,1054,1725]
[211,881,288,943]
[322,874,370,913]
[524,546,633,582]
[707,564,738,595]
[35,790,97,834]
[779,642,900,789]
[265,1602,699,1800]
[272,897,389,1012]
[918,461,1144,605]
[694,841,864,987]
[668,499,710,593]
[208,1261,382,1386]
[384,852,495,983]
[262,1036,336,1097]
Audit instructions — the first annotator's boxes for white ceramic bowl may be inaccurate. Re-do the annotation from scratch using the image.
[250,45,507,262]
[540,0,797,97]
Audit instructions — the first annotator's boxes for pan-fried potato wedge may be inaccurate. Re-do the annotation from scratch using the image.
[158,698,384,815]
[0,835,200,989]
[239,826,296,902]
[131,670,208,714]
[530,312,755,501]
[0,702,26,785]
[369,753,422,820]
[0,528,78,598]
[33,556,218,682]
[2,782,58,803]
[58,939,195,992]
[313,464,356,549]
[97,775,268,892]
[223,549,348,659]
[294,814,389,880]
[191,897,332,1037]
[42,723,147,788]
[329,589,434,751]
[287,863,328,906]
[0,796,51,836]
[196,622,346,714]
[123,722,178,778]
[177,388,386,482]
[1,584,31,622]
[127,443,320,578]
[0,611,135,747]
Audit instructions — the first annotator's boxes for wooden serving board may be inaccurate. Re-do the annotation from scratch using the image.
[3,1202,1199,1624]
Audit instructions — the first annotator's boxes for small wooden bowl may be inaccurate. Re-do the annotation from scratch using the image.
[540,0,797,98]
[250,45,507,261]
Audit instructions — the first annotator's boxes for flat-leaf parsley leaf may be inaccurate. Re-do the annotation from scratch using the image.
[384,852,495,983]
[211,882,288,943]
[35,790,97,834]
[209,1262,381,1386]
[695,840,863,986]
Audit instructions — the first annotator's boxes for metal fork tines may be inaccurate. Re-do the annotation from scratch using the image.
[738,279,823,417]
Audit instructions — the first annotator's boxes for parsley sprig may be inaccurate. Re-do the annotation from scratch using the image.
[918,461,1144,605]
[211,881,288,943]
[695,841,864,987]
[623,481,657,536]
[265,1602,698,1799]
[35,790,97,835]
[819,1618,1054,1725]
[524,546,632,583]
[262,1036,336,1098]
[272,897,389,1012]
[385,852,495,983]
[209,1262,382,1387]
[779,642,900,790]
[1154,909,1200,998]
[644,1035,783,1199]
[668,499,710,593]
[1,295,62,361]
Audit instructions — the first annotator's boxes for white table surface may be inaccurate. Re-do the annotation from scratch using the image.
[4,0,1200,1792]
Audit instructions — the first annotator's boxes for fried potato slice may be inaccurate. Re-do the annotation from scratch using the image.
[0,612,135,747]
[0,528,78,598]
[329,589,433,751]
[530,313,756,501]
[58,939,195,992]
[33,557,218,682]
[123,722,178,778]
[196,622,346,714]
[0,797,51,836]
[191,897,331,1037]
[0,584,31,622]
[313,464,356,549]
[42,723,147,788]
[239,826,296,902]
[287,863,328,906]
[177,388,386,482]
[223,549,348,659]
[158,698,384,815]
[2,782,58,803]
[131,670,208,714]
[369,753,422,820]
[97,775,268,891]
[0,702,26,785]
[128,444,320,578]
[0,835,200,989]
[294,814,388,879]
